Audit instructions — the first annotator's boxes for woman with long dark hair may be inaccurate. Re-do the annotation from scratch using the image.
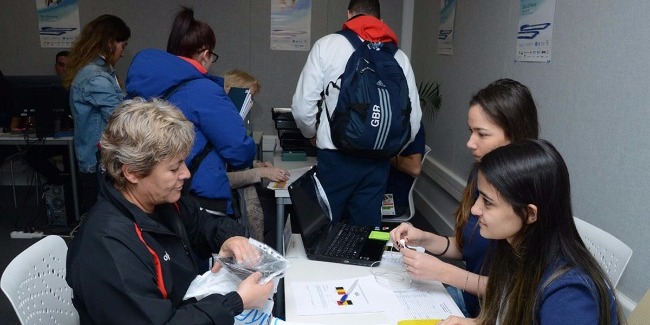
[391,79,539,316]
[440,139,622,324]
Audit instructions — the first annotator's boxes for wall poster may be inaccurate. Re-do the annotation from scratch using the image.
[35,0,80,48]
[516,0,557,62]
[437,0,457,55]
[270,0,312,51]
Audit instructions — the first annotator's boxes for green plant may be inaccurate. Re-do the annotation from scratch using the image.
[418,81,442,123]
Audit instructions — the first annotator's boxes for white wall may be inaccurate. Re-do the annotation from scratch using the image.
[0,0,403,137]
[410,0,650,305]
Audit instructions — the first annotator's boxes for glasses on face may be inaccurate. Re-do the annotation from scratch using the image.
[209,51,219,63]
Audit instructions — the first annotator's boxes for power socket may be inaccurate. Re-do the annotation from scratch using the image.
[10,231,44,239]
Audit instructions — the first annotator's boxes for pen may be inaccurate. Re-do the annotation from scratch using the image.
[340,279,359,303]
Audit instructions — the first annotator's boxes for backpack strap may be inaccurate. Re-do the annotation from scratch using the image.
[321,29,368,126]
[336,29,364,50]
[161,80,213,197]
[161,79,192,100]
[181,142,213,196]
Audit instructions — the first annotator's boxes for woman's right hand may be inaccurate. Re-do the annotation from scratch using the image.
[236,272,275,310]
[390,222,427,247]
[259,167,290,182]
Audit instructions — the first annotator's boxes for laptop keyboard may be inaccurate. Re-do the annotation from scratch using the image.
[323,224,368,258]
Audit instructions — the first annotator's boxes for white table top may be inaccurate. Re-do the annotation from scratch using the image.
[283,234,393,325]
[282,234,463,324]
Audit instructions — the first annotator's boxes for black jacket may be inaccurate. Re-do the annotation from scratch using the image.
[66,173,247,324]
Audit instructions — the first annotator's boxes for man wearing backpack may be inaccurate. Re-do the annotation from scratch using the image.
[291,0,422,227]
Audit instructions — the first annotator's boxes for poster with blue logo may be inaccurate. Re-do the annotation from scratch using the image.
[35,0,80,48]
[437,0,457,55]
[516,0,556,62]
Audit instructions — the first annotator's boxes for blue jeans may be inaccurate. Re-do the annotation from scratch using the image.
[445,285,471,317]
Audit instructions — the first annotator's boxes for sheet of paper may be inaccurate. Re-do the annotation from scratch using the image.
[239,90,254,119]
[267,166,312,190]
[376,249,463,323]
[291,275,401,316]
[386,281,464,324]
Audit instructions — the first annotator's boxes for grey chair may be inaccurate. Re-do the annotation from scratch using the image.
[382,145,431,223]
[573,216,633,287]
[1,235,79,325]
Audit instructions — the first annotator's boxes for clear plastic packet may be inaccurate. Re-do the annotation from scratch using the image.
[215,238,291,284]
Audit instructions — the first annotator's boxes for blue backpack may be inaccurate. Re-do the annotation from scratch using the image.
[323,28,412,159]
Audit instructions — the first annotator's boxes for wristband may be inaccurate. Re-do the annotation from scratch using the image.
[463,270,470,292]
[432,236,450,257]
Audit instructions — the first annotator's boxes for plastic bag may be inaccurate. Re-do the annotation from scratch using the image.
[183,267,278,325]
[216,238,291,284]
[183,238,289,301]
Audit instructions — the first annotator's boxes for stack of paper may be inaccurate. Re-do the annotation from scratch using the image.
[228,87,254,119]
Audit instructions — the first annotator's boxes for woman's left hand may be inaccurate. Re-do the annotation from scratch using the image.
[219,236,260,266]
[401,246,448,282]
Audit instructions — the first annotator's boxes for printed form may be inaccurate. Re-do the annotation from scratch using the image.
[291,275,401,315]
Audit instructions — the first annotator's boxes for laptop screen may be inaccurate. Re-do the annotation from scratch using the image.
[288,168,331,246]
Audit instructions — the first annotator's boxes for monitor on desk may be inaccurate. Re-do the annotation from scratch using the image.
[2,75,72,137]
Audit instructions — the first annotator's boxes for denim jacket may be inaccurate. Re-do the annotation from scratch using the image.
[70,56,124,173]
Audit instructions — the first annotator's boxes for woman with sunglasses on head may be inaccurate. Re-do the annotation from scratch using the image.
[439,139,622,325]
[390,79,539,316]
[126,7,256,218]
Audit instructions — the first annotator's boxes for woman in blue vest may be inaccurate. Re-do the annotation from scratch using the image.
[439,139,621,324]
[391,79,539,317]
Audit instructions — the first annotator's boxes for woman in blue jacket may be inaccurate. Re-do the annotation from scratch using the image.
[438,139,622,325]
[64,14,130,213]
[126,7,256,216]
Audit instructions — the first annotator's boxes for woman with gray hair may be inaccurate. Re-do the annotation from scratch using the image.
[66,98,274,324]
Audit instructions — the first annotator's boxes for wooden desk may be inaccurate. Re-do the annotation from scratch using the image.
[0,133,80,221]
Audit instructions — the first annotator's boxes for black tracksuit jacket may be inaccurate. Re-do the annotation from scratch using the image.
[66,174,247,324]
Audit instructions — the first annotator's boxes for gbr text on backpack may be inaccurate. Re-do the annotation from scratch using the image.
[323,29,412,159]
